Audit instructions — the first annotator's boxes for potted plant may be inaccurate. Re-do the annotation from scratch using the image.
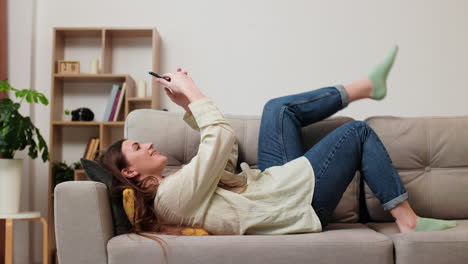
[53,161,81,186]
[63,109,71,121]
[0,80,49,214]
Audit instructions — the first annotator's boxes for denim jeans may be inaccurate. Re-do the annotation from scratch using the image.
[257,85,408,228]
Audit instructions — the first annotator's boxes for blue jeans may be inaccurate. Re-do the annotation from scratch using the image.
[257,85,408,228]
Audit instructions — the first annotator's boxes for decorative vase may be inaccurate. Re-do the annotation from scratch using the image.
[0,159,23,214]
[89,59,99,74]
[136,80,147,98]
[62,113,71,122]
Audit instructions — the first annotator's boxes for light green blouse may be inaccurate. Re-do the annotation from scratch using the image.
[153,97,322,235]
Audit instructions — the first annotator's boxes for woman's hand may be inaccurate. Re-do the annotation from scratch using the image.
[158,68,192,112]
[155,68,205,108]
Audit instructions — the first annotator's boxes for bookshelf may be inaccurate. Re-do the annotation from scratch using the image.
[47,27,161,263]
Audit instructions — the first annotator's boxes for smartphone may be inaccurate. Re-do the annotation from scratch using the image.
[148,71,171,82]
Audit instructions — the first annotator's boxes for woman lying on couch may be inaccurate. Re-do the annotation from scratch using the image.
[99,45,457,255]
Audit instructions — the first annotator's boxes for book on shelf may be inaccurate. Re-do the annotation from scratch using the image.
[112,82,126,121]
[84,138,95,160]
[102,84,120,121]
[90,138,100,160]
[83,137,94,159]
[109,83,125,121]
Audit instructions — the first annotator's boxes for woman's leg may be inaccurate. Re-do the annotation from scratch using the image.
[257,46,456,232]
[303,120,408,228]
[257,44,400,169]
[257,84,351,171]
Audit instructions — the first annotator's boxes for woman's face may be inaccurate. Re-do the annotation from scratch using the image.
[121,140,168,180]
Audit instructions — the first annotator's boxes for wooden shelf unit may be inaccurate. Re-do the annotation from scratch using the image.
[47,27,161,263]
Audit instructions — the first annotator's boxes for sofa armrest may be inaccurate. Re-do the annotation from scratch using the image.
[54,181,114,264]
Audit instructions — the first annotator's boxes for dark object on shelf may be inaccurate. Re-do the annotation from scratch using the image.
[71,107,94,121]
[162,108,168,111]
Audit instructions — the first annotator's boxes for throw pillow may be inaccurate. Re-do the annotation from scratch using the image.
[80,158,132,235]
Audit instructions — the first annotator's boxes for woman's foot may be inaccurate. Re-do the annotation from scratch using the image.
[368,45,399,100]
[397,217,458,233]
[391,201,458,233]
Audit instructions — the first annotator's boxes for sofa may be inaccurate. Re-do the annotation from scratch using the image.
[54,108,468,264]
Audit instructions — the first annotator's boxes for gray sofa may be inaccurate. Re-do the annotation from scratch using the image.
[54,109,468,264]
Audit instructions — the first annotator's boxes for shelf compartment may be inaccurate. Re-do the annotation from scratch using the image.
[100,123,125,151]
[102,28,159,107]
[51,126,99,163]
[126,97,152,116]
[51,76,134,122]
[103,28,155,76]
[53,28,103,74]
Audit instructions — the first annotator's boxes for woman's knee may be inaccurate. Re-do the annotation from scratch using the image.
[342,120,369,130]
[340,121,372,142]
[263,97,287,112]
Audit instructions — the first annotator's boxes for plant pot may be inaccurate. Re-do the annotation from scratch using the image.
[0,159,23,214]
[62,113,71,122]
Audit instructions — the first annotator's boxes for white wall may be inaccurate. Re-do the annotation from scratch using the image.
[7,0,468,263]
[6,0,34,263]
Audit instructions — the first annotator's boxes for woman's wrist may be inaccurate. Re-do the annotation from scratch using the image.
[186,90,205,103]
[183,106,192,115]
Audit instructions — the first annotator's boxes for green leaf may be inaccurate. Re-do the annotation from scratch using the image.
[15,90,27,98]
[25,92,32,103]
[37,93,49,105]
[0,81,20,93]
[0,81,9,91]
[35,127,49,162]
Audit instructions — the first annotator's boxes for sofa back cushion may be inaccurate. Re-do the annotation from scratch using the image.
[125,109,359,223]
[364,116,468,221]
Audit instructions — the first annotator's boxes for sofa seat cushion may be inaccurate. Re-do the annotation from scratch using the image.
[367,220,468,264]
[107,223,392,264]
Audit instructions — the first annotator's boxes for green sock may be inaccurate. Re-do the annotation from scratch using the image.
[414,217,457,232]
[368,45,399,100]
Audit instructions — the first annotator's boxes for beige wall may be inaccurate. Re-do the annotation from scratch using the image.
[6,0,35,263]
[7,0,468,263]
[7,0,36,264]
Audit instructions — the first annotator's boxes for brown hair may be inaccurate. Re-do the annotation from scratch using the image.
[98,138,183,262]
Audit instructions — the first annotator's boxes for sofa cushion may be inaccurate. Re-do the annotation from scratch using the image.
[367,220,468,264]
[125,109,359,223]
[364,116,468,221]
[108,223,393,264]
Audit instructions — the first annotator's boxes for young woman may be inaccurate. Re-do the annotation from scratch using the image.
[99,45,456,250]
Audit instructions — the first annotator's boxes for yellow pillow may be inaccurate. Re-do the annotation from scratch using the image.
[123,189,136,225]
[122,188,210,235]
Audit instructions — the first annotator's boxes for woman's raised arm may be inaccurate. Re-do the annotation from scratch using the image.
[157,97,237,215]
